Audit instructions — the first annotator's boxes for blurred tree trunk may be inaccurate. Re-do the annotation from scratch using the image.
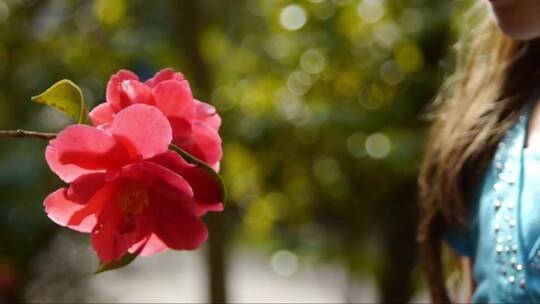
[170,1,228,303]
[376,180,419,303]
[204,213,228,304]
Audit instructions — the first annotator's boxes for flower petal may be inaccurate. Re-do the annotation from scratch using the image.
[44,189,96,233]
[194,100,221,131]
[143,161,194,198]
[145,68,185,88]
[91,206,143,263]
[169,117,193,149]
[44,173,106,233]
[148,151,223,215]
[67,179,120,228]
[152,80,194,117]
[66,173,107,204]
[129,233,167,257]
[90,182,151,263]
[46,125,131,182]
[110,104,172,159]
[121,80,153,105]
[107,70,139,111]
[45,147,94,184]
[183,167,224,215]
[188,122,222,172]
[89,103,116,126]
[149,190,208,251]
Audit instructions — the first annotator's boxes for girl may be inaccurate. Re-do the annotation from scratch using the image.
[418,0,540,303]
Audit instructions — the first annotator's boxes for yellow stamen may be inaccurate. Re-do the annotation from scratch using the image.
[118,180,149,215]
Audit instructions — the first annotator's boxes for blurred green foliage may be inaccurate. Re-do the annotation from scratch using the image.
[0,0,468,302]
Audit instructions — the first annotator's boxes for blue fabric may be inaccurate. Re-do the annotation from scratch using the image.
[445,225,472,257]
[443,105,540,302]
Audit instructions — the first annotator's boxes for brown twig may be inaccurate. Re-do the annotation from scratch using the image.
[0,129,57,140]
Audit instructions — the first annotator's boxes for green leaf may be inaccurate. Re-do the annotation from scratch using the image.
[31,79,90,124]
[94,253,138,274]
[169,144,227,202]
[94,234,150,274]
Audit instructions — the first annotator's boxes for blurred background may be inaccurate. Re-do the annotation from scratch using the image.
[0,0,468,302]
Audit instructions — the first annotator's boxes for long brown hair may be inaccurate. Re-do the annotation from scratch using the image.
[418,2,540,302]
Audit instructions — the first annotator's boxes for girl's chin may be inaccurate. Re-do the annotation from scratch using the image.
[487,0,511,8]
[491,15,540,40]
[496,22,540,41]
[488,0,540,41]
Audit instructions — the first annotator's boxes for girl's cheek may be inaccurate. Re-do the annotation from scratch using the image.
[488,0,540,40]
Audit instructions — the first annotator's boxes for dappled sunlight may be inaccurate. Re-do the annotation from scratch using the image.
[0,0,466,302]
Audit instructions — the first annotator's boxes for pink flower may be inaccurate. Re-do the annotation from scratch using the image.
[89,69,222,171]
[44,104,223,263]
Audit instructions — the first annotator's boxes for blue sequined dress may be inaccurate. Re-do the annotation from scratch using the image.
[445,105,540,302]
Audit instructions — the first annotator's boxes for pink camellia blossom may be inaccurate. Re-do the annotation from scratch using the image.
[44,104,223,263]
[89,68,222,171]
